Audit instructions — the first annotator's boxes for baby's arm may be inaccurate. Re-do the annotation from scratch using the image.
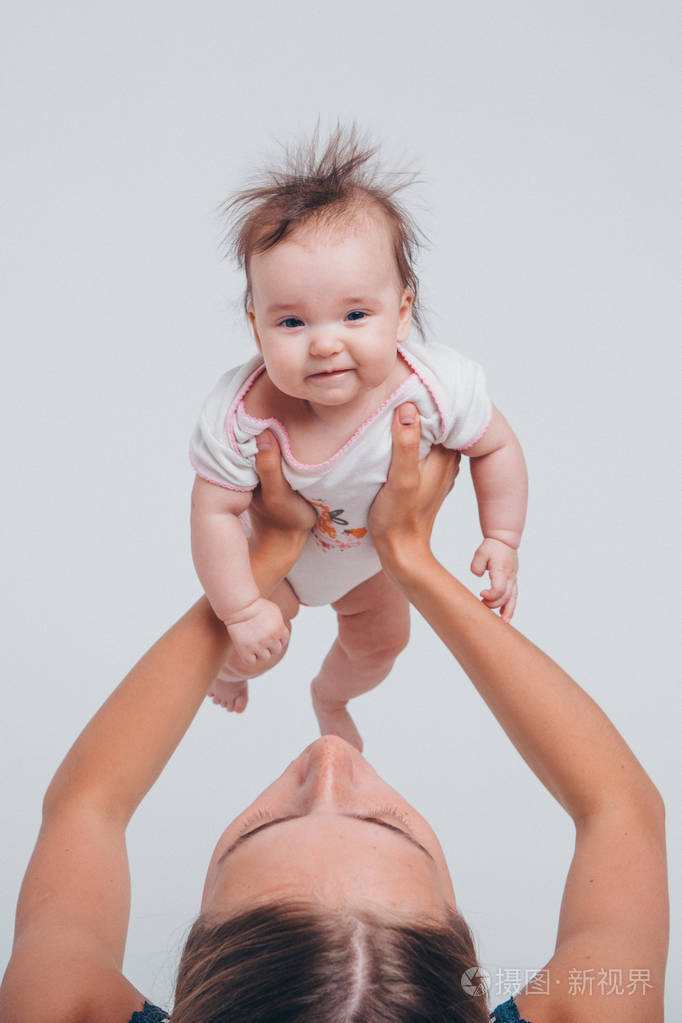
[190,476,290,663]
[464,405,528,621]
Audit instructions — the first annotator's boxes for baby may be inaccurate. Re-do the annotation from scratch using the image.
[190,128,528,750]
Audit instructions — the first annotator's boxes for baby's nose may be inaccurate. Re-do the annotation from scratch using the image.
[309,328,343,357]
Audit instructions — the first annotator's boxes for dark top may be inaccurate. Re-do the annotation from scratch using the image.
[129,1004,169,1022]
[490,996,532,1021]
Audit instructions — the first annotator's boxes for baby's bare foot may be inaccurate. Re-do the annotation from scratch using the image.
[310,680,363,752]
[209,678,249,713]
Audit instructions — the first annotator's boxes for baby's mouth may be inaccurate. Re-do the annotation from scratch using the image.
[310,368,352,378]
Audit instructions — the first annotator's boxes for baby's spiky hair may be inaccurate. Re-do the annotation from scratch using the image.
[221,124,426,336]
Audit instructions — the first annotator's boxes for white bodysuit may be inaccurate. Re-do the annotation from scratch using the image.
[190,336,492,606]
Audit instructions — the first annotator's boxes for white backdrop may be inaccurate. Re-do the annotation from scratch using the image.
[2,0,680,1013]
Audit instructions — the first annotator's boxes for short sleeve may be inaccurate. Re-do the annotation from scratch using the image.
[443,352,492,450]
[402,339,492,450]
[189,363,260,492]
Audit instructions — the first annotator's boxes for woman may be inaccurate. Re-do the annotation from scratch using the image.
[0,405,668,1022]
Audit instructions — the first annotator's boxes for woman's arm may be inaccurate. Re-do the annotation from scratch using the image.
[370,404,668,1022]
[371,404,659,823]
[0,431,314,1023]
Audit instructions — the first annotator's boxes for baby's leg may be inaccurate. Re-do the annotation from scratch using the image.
[311,571,410,751]
[210,579,300,713]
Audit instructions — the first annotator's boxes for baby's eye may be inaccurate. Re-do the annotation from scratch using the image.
[280,317,304,329]
[345,311,367,322]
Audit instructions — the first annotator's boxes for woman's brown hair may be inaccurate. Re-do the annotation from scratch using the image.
[221,124,427,337]
[171,901,489,1022]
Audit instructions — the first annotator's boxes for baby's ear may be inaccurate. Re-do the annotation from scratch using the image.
[397,287,413,342]
[247,306,263,353]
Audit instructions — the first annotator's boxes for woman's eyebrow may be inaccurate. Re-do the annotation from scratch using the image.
[217,814,434,864]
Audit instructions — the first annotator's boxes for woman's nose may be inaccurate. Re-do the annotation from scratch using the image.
[301,735,362,805]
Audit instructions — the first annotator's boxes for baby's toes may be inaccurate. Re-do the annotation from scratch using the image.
[227,683,249,713]
[231,689,248,713]
[210,678,249,713]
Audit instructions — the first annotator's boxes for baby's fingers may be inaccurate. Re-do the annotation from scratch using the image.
[480,566,508,603]
[470,548,489,578]
[500,584,518,623]
[265,628,290,658]
[256,624,290,660]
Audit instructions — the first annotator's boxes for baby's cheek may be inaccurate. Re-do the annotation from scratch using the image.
[362,356,395,386]
[266,354,297,386]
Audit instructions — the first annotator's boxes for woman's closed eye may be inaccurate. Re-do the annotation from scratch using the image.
[236,805,413,841]
[236,807,275,837]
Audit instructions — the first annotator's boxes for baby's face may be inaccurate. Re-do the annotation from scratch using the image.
[247,210,412,410]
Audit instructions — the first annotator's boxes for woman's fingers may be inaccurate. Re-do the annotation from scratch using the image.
[444,455,460,494]
[255,430,286,495]
[388,403,421,490]
[370,404,461,554]
[391,403,460,498]
[253,430,317,531]
[253,429,289,518]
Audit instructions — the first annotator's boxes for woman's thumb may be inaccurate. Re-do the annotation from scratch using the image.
[255,429,282,483]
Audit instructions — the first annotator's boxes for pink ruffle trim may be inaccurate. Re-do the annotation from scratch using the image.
[227,344,449,471]
[459,402,493,451]
[190,457,256,492]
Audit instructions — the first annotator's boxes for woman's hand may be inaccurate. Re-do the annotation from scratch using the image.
[250,430,316,549]
[368,403,460,577]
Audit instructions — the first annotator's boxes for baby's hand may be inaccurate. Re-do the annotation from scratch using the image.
[470,538,518,622]
[224,597,290,665]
